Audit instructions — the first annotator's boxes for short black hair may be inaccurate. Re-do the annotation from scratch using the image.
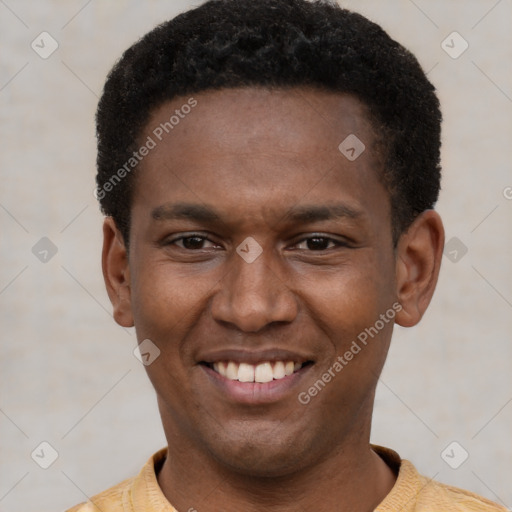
[96,0,442,246]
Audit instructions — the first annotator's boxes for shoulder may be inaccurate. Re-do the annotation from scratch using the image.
[414,468,508,511]
[373,445,507,512]
[65,447,170,512]
[65,476,135,512]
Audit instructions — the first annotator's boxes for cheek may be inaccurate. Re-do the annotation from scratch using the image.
[308,258,393,334]
[129,260,204,343]
[129,263,206,411]
[301,258,395,395]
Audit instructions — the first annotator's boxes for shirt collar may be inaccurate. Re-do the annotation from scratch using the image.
[128,445,420,511]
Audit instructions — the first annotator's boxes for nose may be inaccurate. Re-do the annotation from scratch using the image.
[210,246,298,333]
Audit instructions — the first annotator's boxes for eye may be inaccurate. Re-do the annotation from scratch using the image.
[167,234,220,250]
[294,236,348,251]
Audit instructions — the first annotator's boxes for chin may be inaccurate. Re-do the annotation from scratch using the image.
[204,423,320,478]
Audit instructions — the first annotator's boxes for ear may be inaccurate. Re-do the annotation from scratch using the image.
[394,210,445,328]
[102,217,134,328]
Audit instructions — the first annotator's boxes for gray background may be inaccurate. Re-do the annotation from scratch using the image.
[1,1,511,510]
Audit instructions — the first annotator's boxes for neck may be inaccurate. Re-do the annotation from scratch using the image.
[157,431,396,512]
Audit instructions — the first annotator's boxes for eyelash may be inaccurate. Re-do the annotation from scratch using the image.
[165,233,350,251]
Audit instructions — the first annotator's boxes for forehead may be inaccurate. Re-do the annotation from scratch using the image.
[131,87,389,229]
[143,87,377,159]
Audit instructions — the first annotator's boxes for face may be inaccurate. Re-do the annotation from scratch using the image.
[104,87,438,478]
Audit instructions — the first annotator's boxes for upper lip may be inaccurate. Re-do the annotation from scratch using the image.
[198,348,314,365]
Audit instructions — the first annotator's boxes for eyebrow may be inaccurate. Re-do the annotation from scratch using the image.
[152,203,221,223]
[281,203,363,224]
[151,202,364,225]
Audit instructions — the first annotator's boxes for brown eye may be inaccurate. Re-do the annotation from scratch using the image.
[166,234,219,250]
[295,236,346,251]
[180,236,208,249]
[305,237,332,250]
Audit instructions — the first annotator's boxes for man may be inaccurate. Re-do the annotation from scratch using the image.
[68,0,506,510]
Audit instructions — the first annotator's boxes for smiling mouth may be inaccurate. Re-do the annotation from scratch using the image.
[201,360,314,383]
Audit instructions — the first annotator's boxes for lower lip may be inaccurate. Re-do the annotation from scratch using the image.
[200,364,313,405]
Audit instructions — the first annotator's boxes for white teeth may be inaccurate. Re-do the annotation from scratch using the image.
[238,363,255,382]
[273,361,286,379]
[211,360,304,382]
[284,361,294,376]
[254,362,273,383]
[226,361,238,380]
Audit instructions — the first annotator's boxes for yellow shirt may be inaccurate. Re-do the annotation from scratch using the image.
[66,445,506,512]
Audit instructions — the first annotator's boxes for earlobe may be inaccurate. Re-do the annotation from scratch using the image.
[102,217,134,328]
[394,210,445,328]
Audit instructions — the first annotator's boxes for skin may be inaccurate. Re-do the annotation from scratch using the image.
[102,87,444,512]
